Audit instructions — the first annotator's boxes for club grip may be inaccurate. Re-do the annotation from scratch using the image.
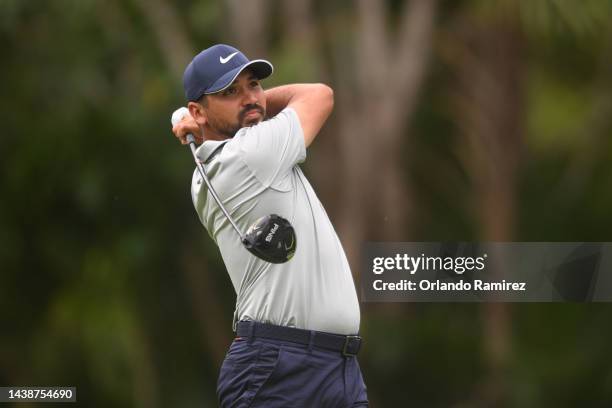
[171,107,198,145]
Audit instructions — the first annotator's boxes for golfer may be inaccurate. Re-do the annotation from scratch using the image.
[172,44,367,407]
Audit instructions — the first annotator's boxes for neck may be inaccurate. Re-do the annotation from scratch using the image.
[201,124,230,141]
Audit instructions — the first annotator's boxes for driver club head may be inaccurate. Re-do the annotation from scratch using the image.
[242,214,296,264]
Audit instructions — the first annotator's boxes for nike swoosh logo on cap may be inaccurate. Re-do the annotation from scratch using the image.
[220,52,239,64]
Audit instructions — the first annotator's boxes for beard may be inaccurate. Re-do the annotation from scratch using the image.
[208,104,266,138]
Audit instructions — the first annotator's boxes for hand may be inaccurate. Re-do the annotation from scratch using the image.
[172,113,204,145]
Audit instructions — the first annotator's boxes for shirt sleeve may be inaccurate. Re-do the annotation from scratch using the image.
[237,107,306,188]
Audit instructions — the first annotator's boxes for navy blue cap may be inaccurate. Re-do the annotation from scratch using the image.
[183,44,273,101]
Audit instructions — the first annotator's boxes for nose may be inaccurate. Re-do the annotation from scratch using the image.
[242,88,258,105]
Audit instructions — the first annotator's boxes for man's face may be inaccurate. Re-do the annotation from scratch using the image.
[200,70,266,138]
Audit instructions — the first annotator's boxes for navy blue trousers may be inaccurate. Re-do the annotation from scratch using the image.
[217,336,368,407]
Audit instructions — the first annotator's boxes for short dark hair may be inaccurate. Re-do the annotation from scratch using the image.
[197,94,208,107]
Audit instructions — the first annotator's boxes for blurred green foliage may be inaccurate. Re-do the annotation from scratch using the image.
[1,1,612,407]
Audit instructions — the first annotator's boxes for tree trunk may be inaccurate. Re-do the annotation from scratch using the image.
[225,0,269,57]
[132,0,195,81]
[334,0,437,264]
[443,4,525,405]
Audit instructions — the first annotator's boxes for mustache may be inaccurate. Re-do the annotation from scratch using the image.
[238,104,265,122]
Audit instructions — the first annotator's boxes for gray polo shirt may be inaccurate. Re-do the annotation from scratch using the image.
[191,108,360,335]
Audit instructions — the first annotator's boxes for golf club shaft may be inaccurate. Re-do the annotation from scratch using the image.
[187,136,244,239]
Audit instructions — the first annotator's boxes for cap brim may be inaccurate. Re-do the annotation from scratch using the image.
[205,60,274,95]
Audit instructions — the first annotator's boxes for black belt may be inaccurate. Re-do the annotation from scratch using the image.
[236,321,362,357]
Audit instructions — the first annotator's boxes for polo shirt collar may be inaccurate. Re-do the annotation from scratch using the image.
[195,139,229,163]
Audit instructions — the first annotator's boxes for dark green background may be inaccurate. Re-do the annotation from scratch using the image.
[1,1,611,407]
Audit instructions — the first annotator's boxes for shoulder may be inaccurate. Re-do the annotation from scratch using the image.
[225,108,306,185]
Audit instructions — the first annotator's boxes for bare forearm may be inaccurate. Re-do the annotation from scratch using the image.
[263,85,287,117]
[264,84,330,118]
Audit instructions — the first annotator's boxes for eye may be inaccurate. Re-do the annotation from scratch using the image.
[222,87,237,96]
[250,80,260,88]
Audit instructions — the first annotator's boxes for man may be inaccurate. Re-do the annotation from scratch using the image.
[172,44,367,407]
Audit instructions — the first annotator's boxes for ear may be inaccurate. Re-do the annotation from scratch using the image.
[188,101,207,127]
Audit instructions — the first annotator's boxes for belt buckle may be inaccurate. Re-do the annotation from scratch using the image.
[342,335,361,357]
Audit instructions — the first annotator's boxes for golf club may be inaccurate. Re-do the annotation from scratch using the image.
[171,107,297,264]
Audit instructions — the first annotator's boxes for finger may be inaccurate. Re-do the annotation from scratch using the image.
[173,124,189,140]
[172,124,182,137]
